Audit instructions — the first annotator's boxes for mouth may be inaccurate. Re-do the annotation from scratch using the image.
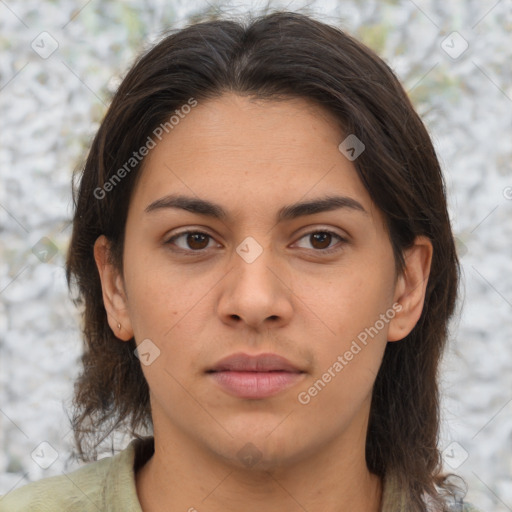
[207,352,304,373]
[206,352,306,399]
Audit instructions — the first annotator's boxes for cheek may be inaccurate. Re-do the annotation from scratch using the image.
[122,248,218,383]
[295,276,391,423]
[123,246,202,337]
[297,259,395,393]
[302,263,395,343]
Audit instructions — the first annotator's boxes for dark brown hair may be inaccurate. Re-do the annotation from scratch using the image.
[66,10,461,510]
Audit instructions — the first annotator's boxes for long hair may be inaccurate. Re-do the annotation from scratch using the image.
[65,10,461,511]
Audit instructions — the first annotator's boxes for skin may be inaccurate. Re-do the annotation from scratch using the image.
[94,93,432,512]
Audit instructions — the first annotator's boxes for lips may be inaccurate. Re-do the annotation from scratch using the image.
[206,352,306,399]
[207,352,303,373]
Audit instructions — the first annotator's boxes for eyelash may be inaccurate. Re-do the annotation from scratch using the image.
[164,229,347,255]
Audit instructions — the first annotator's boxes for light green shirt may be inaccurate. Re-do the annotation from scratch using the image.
[0,437,482,511]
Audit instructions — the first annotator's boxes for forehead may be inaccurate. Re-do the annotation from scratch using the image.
[129,93,378,223]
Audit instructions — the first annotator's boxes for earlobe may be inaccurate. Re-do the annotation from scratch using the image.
[93,235,134,341]
[387,236,433,342]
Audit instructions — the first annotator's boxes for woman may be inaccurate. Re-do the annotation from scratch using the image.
[0,10,481,512]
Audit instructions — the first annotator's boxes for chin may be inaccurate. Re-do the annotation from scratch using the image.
[211,431,310,473]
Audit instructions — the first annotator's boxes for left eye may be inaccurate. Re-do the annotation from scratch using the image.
[294,230,345,252]
[166,231,217,251]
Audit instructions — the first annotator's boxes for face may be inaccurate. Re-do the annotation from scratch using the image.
[95,93,431,471]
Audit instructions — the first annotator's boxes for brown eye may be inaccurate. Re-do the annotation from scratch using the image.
[186,233,210,250]
[295,230,346,253]
[166,231,215,251]
[309,232,332,249]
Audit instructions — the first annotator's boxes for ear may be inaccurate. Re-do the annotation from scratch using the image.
[93,235,134,341]
[387,235,433,342]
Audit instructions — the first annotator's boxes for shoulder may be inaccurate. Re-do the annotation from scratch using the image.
[0,438,149,512]
[0,456,112,511]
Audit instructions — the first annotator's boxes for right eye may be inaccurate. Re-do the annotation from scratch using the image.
[164,230,219,252]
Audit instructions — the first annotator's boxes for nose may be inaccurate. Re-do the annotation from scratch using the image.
[216,238,294,330]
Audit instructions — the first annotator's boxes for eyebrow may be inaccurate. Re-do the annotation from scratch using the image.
[144,193,367,222]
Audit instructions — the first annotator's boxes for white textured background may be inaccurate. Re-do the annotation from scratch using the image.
[0,1,511,510]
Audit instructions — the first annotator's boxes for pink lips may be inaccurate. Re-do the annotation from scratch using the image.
[206,352,306,399]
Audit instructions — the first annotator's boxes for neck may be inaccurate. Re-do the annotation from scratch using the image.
[136,423,382,512]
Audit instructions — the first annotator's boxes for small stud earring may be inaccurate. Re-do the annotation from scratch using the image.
[117,323,121,330]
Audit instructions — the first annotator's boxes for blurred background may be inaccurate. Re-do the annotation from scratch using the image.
[0,0,511,510]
